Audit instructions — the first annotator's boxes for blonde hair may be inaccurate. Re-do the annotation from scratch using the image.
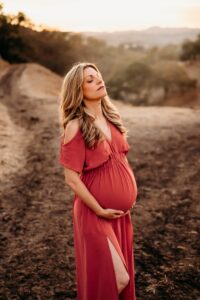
[59,61,129,148]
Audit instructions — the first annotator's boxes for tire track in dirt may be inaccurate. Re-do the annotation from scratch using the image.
[0,64,76,299]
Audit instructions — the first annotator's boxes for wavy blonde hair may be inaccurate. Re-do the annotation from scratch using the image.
[59,61,129,148]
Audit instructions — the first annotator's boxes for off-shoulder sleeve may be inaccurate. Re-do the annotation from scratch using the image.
[59,129,86,173]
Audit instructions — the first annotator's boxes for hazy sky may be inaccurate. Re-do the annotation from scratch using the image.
[4,0,200,32]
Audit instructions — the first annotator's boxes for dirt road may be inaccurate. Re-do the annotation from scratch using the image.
[0,62,199,299]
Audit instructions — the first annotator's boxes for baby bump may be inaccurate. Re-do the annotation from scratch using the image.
[83,160,138,212]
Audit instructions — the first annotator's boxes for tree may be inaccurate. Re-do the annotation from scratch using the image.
[125,61,154,93]
[0,4,26,62]
[180,34,200,61]
[153,61,197,97]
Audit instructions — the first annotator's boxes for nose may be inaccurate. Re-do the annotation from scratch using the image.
[97,76,103,85]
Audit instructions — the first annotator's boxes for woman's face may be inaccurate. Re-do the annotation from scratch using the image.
[82,67,107,101]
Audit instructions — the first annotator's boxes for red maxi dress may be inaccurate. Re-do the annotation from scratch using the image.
[59,120,138,300]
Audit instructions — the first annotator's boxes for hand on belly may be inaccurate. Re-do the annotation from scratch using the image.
[83,162,138,212]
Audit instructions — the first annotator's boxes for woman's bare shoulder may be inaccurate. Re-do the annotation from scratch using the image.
[63,118,80,144]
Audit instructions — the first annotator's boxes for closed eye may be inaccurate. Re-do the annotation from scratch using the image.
[86,74,103,83]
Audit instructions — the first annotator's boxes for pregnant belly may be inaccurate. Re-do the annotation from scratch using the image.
[82,160,138,212]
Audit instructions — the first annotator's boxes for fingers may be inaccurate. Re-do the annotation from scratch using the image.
[116,210,124,214]
[103,209,130,219]
[116,210,129,217]
[112,210,130,219]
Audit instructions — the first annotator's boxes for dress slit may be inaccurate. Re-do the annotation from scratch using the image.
[106,235,130,277]
[105,236,120,298]
[106,236,130,295]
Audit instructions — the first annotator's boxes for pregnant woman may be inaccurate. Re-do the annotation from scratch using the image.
[58,62,138,300]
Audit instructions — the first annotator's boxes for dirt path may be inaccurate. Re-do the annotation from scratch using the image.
[0,62,199,300]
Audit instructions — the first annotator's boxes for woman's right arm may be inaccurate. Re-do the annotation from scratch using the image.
[64,169,127,219]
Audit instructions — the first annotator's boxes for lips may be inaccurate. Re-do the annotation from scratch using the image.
[97,85,105,91]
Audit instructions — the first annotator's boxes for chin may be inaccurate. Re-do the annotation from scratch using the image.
[101,91,107,97]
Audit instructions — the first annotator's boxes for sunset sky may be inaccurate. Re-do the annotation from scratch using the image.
[4,0,200,32]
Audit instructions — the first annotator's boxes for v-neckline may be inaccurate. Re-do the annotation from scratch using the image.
[95,119,113,145]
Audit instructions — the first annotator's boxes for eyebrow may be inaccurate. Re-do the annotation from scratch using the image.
[84,73,102,79]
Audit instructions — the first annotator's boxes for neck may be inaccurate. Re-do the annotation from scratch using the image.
[83,99,104,120]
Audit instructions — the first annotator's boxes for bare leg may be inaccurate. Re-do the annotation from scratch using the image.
[107,237,130,294]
